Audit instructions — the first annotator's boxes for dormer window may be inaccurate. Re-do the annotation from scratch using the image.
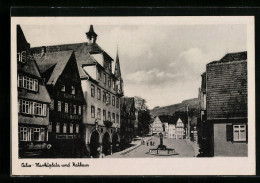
[71,86,75,95]
[98,69,102,80]
[61,85,65,92]
[108,63,111,71]
[17,51,27,63]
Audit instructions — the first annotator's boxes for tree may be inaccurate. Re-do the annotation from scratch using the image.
[138,109,152,136]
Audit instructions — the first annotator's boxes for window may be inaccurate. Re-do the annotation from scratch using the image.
[78,106,82,115]
[50,99,54,110]
[112,96,115,106]
[71,86,75,95]
[35,103,42,115]
[103,73,106,84]
[97,108,101,119]
[91,106,95,118]
[98,69,102,80]
[103,91,106,103]
[233,125,247,141]
[56,123,60,133]
[106,93,110,105]
[70,124,73,133]
[20,127,27,141]
[116,114,119,123]
[65,103,69,113]
[91,84,95,97]
[116,98,119,108]
[103,110,106,121]
[97,88,101,100]
[48,122,52,132]
[73,105,77,114]
[112,80,115,90]
[58,101,61,112]
[108,111,111,121]
[42,104,47,116]
[108,77,111,87]
[19,99,46,116]
[34,79,38,91]
[33,128,41,141]
[108,63,111,71]
[18,75,39,92]
[63,123,67,133]
[40,128,45,141]
[21,100,30,114]
[61,85,65,92]
[112,113,115,122]
[76,124,79,133]
[17,51,27,63]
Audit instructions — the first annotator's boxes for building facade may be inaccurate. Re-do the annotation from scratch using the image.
[201,51,248,157]
[168,124,176,139]
[175,118,185,139]
[17,25,51,158]
[34,50,86,157]
[31,25,123,158]
[151,116,163,135]
[120,97,136,146]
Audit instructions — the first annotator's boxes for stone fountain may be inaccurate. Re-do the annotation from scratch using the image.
[148,133,178,156]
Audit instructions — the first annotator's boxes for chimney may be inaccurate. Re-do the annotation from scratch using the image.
[41,46,46,57]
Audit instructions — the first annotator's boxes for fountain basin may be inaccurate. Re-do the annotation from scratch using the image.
[148,148,178,156]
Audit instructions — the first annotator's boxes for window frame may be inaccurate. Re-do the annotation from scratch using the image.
[91,105,95,118]
[91,84,95,97]
[97,88,101,100]
[233,124,247,142]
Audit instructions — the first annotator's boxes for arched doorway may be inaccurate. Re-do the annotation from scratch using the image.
[90,131,100,158]
[112,133,120,153]
[102,132,111,155]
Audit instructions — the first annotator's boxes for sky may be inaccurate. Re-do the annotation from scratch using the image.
[21,23,247,109]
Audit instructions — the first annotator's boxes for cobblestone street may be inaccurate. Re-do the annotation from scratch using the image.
[105,136,196,158]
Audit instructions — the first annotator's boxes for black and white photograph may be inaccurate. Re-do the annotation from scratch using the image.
[11,16,255,175]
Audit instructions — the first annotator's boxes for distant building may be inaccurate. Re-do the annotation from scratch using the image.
[120,97,136,145]
[151,116,163,135]
[201,51,248,157]
[168,124,176,139]
[31,25,123,158]
[34,50,86,157]
[162,122,169,137]
[175,118,185,139]
[17,25,51,157]
[190,116,198,142]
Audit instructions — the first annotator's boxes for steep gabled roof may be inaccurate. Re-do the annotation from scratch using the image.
[207,51,247,66]
[220,51,247,62]
[34,50,74,85]
[31,42,114,79]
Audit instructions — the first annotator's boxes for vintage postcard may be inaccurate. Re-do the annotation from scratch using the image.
[11,16,255,175]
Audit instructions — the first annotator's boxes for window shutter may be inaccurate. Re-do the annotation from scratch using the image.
[226,125,233,141]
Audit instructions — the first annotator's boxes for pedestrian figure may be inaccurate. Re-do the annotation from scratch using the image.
[147,142,149,146]
[153,141,155,146]
[150,141,152,146]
